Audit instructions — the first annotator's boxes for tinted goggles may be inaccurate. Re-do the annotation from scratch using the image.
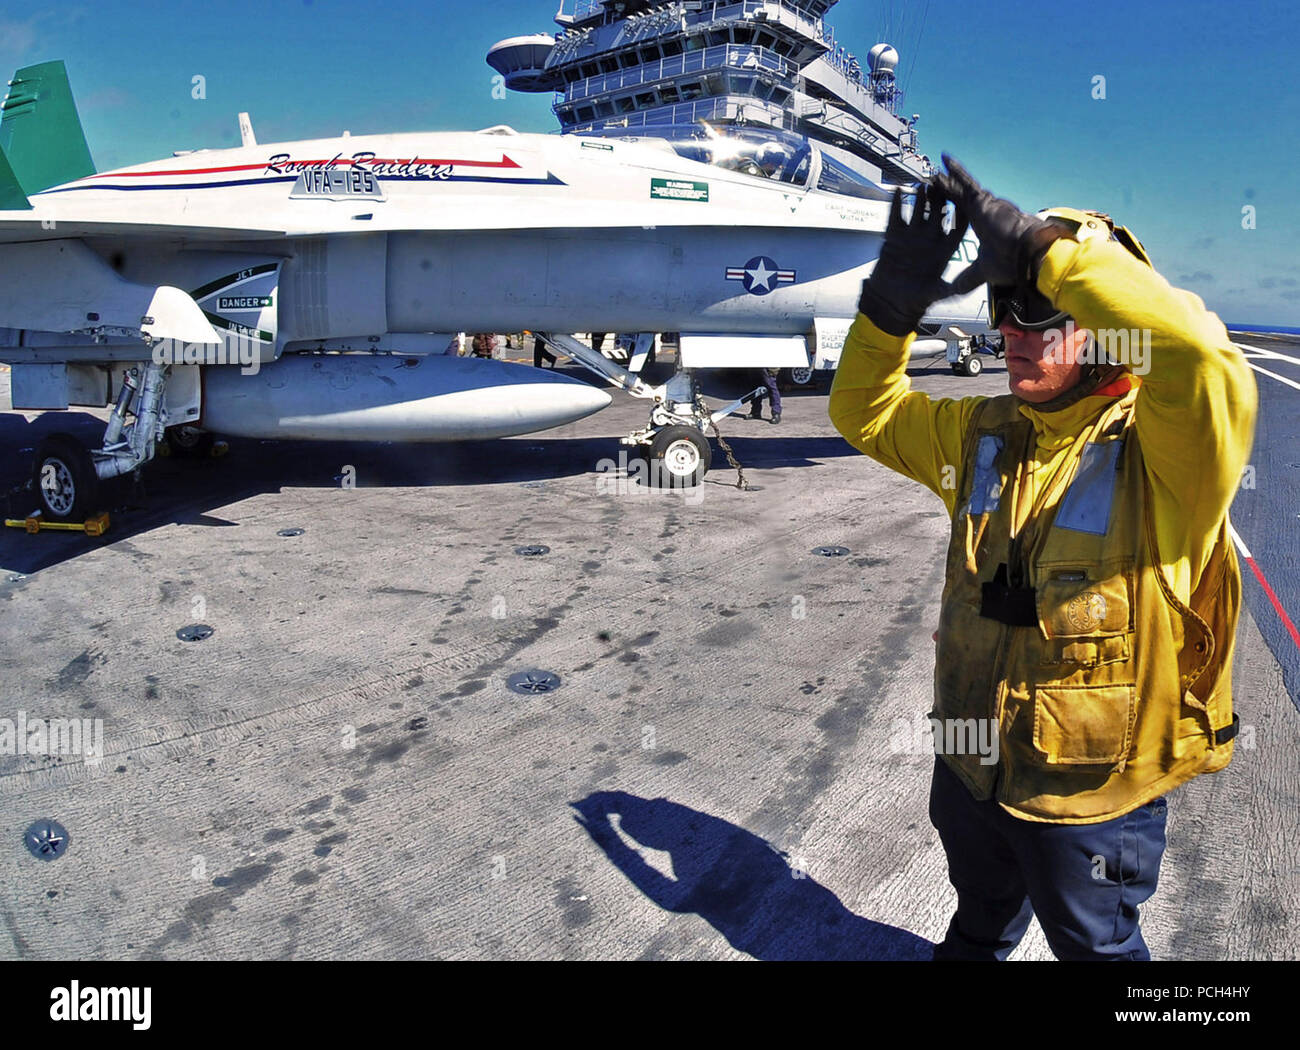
[988,281,1068,331]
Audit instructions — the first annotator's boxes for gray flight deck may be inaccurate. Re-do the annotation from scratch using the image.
[1,344,1297,961]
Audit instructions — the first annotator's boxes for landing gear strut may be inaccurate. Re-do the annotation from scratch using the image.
[949,333,1002,378]
[537,333,757,488]
[29,360,171,521]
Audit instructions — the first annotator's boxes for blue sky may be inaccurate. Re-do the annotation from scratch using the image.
[3,0,1296,324]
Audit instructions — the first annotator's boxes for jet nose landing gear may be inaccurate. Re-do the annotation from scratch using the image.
[647,425,712,488]
[535,332,757,489]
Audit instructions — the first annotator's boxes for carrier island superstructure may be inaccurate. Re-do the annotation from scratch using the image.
[487,0,935,194]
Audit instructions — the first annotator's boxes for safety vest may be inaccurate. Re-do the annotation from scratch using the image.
[934,387,1241,824]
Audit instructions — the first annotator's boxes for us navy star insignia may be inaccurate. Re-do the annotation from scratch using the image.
[724,256,797,296]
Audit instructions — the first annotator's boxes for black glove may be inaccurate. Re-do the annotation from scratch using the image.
[930,154,1069,295]
[858,182,968,337]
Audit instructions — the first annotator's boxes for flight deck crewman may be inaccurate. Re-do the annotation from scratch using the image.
[829,157,1257,961]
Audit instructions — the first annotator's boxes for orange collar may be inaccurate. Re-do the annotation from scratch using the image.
[1094,374,1133,398]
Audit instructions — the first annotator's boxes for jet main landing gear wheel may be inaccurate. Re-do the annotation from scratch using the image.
[32,434,100,522]
[163,425,215,458]
[647,425,711,488]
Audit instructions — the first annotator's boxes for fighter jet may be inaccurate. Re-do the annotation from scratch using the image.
[0,61,984,513]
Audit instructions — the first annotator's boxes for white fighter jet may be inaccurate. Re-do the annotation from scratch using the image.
[0,61,985,513]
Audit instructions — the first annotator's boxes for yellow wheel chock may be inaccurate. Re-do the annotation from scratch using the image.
[4,510,111,536]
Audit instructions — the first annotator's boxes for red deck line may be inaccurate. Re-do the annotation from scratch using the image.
[1230,523,1300,651]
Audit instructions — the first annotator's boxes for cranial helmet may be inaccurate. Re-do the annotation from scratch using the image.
[988,207,1152,331]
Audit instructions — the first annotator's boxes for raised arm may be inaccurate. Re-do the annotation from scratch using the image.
[829,182,981,512]
[829,315,981,514]
[1038,236,1258,583]
[932,153,1258,590]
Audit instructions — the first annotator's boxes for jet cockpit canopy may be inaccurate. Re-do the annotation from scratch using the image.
[579,123,893,201]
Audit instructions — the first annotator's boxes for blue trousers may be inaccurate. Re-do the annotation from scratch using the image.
[928,755,1168,961]
[764,371,782,415]
[753,369,781,416]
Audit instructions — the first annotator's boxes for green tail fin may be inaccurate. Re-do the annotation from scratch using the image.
[0,144,31,209]
[0,60,96,194]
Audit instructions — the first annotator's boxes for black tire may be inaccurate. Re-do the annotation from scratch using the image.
[646,425,711,488]
[32,433,100,522]
[963,355,984,377]
[785,366,815,387]
[164,424,215,458]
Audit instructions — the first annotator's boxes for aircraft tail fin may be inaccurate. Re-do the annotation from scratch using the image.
[1,60,96,194]
[0,144,31,210]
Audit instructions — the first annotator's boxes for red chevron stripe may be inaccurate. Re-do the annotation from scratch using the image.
[84,154,522,180]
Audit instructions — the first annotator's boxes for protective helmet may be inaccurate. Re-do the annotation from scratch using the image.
[988,207,1152,330]
[756,141,787,175]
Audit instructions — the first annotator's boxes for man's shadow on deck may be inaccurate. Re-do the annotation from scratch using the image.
[571,791,932,960]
